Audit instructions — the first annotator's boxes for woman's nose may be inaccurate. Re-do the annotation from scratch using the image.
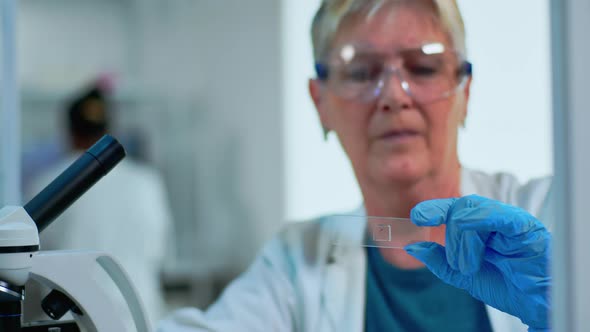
[376,70,413,112]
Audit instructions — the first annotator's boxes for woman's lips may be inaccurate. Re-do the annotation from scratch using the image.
[377,129,421,147]
[377,129,421,144]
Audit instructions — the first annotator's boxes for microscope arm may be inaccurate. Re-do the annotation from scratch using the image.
[29,250,151,332]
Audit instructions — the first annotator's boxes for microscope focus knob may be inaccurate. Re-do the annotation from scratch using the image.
[41,289,82,320]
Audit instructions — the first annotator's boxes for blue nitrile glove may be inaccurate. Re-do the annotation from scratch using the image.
[404,195,551,332]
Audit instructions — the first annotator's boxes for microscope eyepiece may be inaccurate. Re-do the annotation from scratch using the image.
[23,135,126,233]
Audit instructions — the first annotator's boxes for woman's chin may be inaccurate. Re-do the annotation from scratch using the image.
[371,156,429,184]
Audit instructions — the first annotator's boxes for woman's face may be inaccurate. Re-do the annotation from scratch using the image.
[310,4,471,188]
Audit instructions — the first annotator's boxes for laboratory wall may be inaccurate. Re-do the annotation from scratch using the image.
[282,0,553,221]
[18,0,283,310]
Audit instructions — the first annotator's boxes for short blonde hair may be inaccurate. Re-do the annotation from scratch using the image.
[311,0,466,62]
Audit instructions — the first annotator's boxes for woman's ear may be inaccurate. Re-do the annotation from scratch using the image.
[461,75,472,127]
[309,78,331,132]
[309,78,322,108]
[464,75,472,101]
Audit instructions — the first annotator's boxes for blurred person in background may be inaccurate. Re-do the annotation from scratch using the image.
[26,78,174,328]
[158,0,551,331]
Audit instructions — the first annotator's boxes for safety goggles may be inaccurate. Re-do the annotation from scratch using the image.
[315,42,472,104]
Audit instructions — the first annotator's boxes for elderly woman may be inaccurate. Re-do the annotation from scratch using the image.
[158,1,551,331]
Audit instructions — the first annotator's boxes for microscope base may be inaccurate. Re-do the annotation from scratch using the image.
[22,321,79,331]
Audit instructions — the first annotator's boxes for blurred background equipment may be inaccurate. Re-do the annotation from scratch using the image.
[25,79,174,326]
[17,0,286,312]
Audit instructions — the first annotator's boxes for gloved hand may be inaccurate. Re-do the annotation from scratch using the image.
[404,195,551,332]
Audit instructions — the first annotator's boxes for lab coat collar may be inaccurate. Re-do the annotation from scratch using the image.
[320,208,367,332]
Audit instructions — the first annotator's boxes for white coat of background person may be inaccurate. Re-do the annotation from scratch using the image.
[159,0,552,331]
[26,82,174,328]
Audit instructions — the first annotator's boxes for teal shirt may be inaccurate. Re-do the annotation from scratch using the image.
[364,247,493,332]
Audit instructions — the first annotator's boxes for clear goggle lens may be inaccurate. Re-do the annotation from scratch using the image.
[316,42,472,104]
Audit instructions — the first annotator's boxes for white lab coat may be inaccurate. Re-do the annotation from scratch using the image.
[28,154,173,328]
[158,168,552,332]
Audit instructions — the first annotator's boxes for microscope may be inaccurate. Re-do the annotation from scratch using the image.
[0,135,151,331]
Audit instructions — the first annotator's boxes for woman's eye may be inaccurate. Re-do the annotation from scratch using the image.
[407,65,438,77]
[342,64,381,82]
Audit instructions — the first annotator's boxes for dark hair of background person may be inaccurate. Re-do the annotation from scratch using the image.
[66,84,110,150]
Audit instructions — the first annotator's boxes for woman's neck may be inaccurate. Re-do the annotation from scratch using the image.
[362,165,462,218]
